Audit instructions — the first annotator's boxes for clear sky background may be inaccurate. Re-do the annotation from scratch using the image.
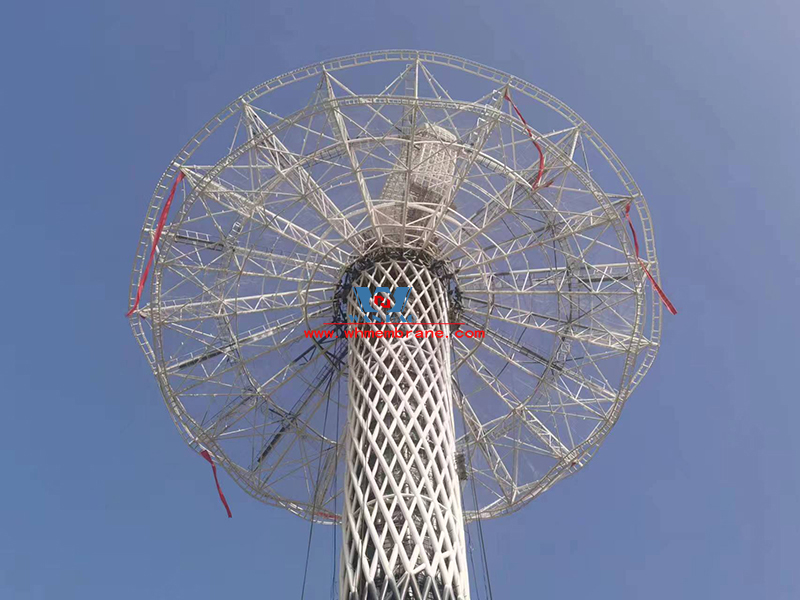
[2,0,799,598]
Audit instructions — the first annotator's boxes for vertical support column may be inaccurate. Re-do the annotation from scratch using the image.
[340,259,469,600]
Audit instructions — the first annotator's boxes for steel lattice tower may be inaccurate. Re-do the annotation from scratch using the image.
[343,260,467,600]
[128,51,670,600]
[341,126,467,599]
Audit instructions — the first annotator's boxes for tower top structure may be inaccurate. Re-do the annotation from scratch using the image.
[127,50,671,599]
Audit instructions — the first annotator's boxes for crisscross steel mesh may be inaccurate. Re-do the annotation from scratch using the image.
[342,260,467,600]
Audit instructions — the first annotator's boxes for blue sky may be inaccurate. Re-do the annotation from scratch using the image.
[2,0,799,598]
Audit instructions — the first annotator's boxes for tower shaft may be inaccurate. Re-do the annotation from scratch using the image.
[341,125,468,600]
[341,260,468,600]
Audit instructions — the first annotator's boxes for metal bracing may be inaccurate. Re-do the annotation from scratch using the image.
[128,51,668,598]
[342,260,468,600]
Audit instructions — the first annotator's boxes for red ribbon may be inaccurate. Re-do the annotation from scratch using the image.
[199,449,233,518]
[504,92,545,190]
[126,172,186,317]
[314,510,341,521]
[625,203,677,315]
[506,92,674,316]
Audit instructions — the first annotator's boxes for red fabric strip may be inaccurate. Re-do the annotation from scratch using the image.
[504,92,545,190]
[315,510,340,521]
[126,172,186,317]
[199,449,233,518]
[625,203,678,315]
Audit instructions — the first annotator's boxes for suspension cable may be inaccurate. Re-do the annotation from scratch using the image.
[453,361,494,600]
[462,497,483,600]
[329,373,342,600]
[300,348,340,600]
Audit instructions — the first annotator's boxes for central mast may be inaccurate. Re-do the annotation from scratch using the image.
[340,125,470,600]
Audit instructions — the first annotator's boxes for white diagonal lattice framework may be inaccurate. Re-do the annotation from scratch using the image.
[342,261,467,600]
[126,51,670,600]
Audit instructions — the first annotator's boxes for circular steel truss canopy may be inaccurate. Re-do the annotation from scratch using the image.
[128,50,665,535]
